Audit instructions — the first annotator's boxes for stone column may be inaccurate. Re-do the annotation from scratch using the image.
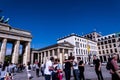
[48,50,50,60]
[52,49,55,57]
[12,40,20,64]
[57,48,60,58]
[38,53,40,63]
[41,52,43,63]
[62,49,65,63]
[0,38,7,63]
[44,51,46,63]
[23,42,31,65]
[31,53,34,64]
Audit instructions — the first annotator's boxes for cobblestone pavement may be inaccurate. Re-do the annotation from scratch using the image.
[13,65,111,80]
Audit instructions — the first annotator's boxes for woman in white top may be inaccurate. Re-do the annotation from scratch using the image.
[26,62,33,80]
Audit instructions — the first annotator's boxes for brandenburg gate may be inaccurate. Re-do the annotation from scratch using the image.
[0,23,32,65]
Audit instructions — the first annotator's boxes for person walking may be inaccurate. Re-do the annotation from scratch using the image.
[35,62,40,77]
[26,62,33,80]
[52,59,59,80]
[72,56,79,80]
[44,57,54,80]
[93,55,104,80]
[78,57,85,80]
[110,54,120,80]
[64,57,72,80]
[40,62,45,76]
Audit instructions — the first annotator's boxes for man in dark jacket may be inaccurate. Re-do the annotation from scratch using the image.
[93,55,104,80]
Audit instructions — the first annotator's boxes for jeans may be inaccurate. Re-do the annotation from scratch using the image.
[36,69,39,77]
[52,72,59,80]
[44,75,51,80]
[0,78,4,80]
[73,69,79,80]
[95,70,104,80]
[65,69,71,80]
[79,71,85,80]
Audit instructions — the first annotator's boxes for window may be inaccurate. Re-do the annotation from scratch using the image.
[106,50,109,53]
[103,50,105,54]
[75,42,79,47]
[108,40,111,43]
[108,36,111,39]
[97,42,100,45]
[79,49,80,54]
[101,42,103,45]
[104,41,107,44]
[101,38,103,40]
[112,39,116,43]
[99,51,101,54]
[76,49,78,54]
[81,50,83,54]
[112,35,115,38]
[110,49,113,53]
[118,38,120,42]
[114,44,116,47]
[115,48,117,52]
[102,46,104,49]
[109,44,112,48]
[106,45,108,48]
[105,37,107,39]
[98,39,100,41]
[80,43,82,47]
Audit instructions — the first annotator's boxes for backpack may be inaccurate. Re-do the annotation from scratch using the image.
[106,58,113,70]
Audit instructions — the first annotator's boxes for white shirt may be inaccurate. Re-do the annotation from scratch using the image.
[41,64,44,68]
[44,60,52,75]
[73,60,78,70]
[0,70,7,78]
[26,66,32,78]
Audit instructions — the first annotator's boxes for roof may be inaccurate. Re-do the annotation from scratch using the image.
[57,33,97,42]
[32,41,74,51]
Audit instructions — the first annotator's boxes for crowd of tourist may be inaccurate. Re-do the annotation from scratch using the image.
[0,54,120,80]
[0,62,25,80]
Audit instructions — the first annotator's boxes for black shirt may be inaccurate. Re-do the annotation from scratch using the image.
[65,61,72,70]
[78,60,84,72]
[93,59,100,70]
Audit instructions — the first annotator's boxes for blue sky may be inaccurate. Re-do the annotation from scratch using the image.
[0,0,120,49]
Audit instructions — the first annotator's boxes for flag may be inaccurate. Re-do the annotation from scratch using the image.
[87,45,90,53]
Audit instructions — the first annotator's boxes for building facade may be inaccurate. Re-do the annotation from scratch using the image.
[83,32,120,62]
[97,33,120,62]
[57,33,98,63]
[31,42,74,64]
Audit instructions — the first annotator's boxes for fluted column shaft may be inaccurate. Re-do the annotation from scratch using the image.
[0,39,7,63]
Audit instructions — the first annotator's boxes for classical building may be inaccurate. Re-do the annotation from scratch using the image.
[57,33,98,63]
[0,23,32,65]
[83,32,120,62]
[31,41,74,64]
